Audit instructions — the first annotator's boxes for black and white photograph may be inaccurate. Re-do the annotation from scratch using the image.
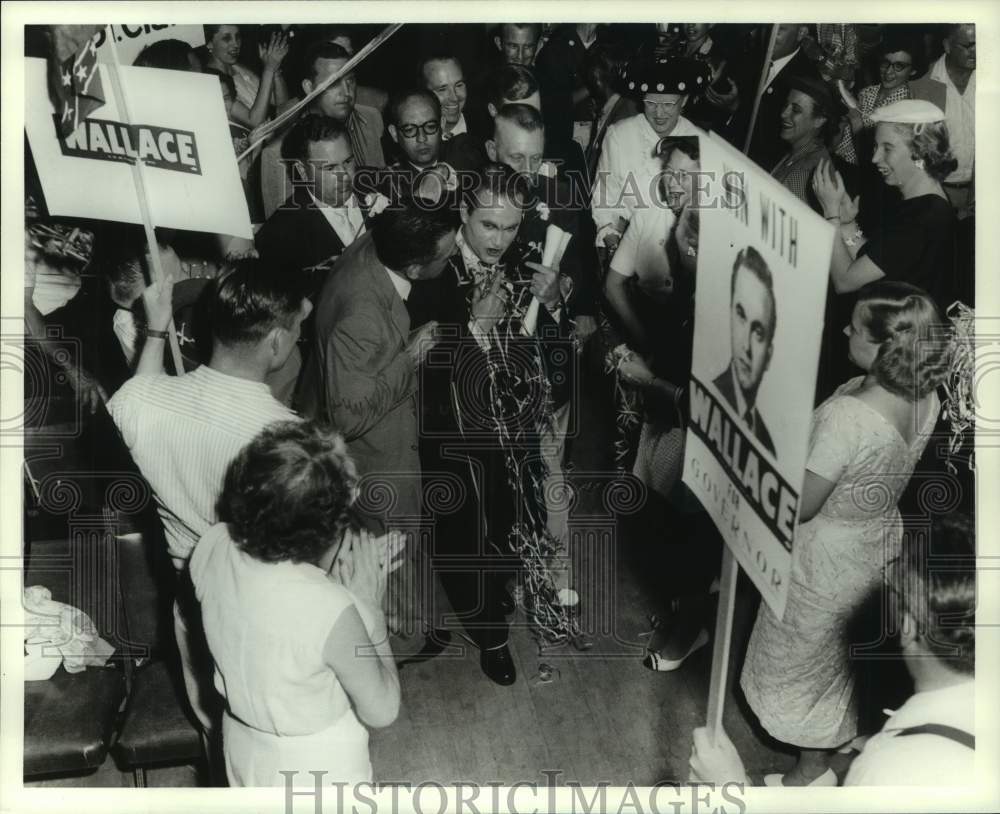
[2,4,996,813]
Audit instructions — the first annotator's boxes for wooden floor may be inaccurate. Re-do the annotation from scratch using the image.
[27,346,795,788]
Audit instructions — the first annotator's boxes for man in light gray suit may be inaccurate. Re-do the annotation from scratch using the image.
[300,195,458,645]
[303,197,458,522]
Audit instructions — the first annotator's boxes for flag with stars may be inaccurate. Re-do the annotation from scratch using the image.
[48,26,106,139]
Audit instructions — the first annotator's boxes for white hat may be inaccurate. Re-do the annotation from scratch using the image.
[869,99,946,124]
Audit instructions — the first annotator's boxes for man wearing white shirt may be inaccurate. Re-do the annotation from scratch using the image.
[591,57,706,252]
[107,260,308,767]
[929,24,975,218]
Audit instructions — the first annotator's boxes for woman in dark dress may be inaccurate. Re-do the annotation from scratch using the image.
[812,99,958,311]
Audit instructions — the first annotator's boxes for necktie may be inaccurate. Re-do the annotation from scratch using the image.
[744,408,755,433]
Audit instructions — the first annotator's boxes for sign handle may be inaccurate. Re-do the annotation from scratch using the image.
[704,545,740,746]
[103,27,186,376]
[742,24,780,156]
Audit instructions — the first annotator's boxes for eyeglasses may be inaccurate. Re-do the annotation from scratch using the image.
[879,59,913,73]
[398,120,441,138]
[644,99,680,113]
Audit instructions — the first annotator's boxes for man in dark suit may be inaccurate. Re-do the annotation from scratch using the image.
[255,114,369,293]
[419,53,488,172]
[712,246,777,458]
[716,24,822,171]
[357,89,481,206]
[409,164,571,685]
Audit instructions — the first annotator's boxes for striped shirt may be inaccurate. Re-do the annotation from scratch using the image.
[107,366,298,567]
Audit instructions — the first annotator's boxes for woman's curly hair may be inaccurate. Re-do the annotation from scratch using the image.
[217,420,358,565]
[888,121,958,182]
[857,280,952,401]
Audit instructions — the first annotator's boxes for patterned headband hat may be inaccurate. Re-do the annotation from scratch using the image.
[624,57,711,98]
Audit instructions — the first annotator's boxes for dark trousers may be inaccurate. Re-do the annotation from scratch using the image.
[420,438,514,650]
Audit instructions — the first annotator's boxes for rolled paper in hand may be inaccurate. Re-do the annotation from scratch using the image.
[524,224,571,335]
[837,79,858,110]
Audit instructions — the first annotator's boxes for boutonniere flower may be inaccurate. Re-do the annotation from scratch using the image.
[364,192,391,216]
[536,201,551,221]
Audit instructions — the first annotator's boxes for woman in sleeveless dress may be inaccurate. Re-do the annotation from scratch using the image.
[190,420,402,787]
[740,281,952,786]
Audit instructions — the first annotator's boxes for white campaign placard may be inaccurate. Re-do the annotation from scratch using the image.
[681,132,834,619]
[24,57,252,239]
[93,24,206,66]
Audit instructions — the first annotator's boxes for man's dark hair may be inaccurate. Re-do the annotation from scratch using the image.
[897,513,976,675]
[494,102,545,135]
[281,114,350,164]
[387,88,442,128]
[207,258,304,346]
[370,197,459,271]
[320,25,355,50]
[730,246,777,341]
[417,51,464,81]
[218,420,357,565]
[497,22,543,41]
[490,64,539,109]
[203,67,237,99]
[463,162,531,212]
[133,38,197,71]
[301,40,352,85]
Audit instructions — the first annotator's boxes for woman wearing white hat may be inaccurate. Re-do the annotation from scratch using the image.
[812,99,958,309]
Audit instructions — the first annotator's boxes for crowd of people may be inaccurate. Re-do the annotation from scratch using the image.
[23,21,977,788]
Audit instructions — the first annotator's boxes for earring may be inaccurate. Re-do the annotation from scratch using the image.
[914,158,925,170]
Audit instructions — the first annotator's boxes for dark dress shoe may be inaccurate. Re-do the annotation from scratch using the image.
[499,588,516,615]
[480,645,516,685]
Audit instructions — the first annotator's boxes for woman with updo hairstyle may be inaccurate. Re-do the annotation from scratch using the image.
[189,420,402,787]
[740,281,952,787]
[201,24,290,128]
[813,99,958,309]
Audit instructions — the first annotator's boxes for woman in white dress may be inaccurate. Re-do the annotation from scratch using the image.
[740,281,952,786]
[190,420,402,787]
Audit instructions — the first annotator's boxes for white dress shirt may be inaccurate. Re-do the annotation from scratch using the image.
[929,55,975,183]
[107,365,297,567]
[443,113,468,140]
[384,268,411,302]
[844,680,974,785]
[764,48,799,90]
[309,192,366,247]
